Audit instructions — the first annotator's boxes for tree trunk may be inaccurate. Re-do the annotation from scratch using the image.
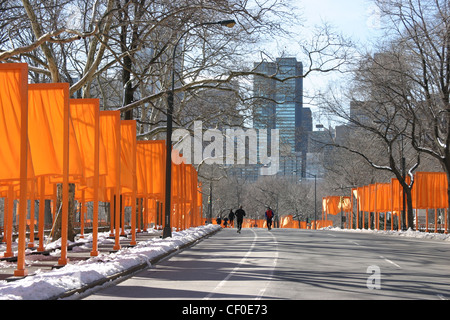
[52,183,76,242]
[405,186,415,230]
[22,0,60,82]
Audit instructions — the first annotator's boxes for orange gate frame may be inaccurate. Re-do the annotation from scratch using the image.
[0,63,205,277]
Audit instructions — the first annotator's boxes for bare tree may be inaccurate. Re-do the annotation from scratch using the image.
[319,49,424,229]
[365,0,450,229]
[1,0,357,236]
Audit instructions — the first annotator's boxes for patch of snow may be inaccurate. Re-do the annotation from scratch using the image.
[322,226,450,241]
[0,224,220,300]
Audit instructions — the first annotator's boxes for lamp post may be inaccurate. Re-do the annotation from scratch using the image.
[163,19,236,239]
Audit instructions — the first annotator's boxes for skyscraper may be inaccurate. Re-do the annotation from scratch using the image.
[253,57,310,176]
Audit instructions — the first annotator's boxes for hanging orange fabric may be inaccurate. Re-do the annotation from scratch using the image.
[136,140,166,200]
[171,160,180,229]
[99,111,121,190]
[28,83,83,181]
[323,196,350,215]
[81,184,108,202]
[338,196,351,212]
[0,63,30,276]
[183,164,191,228]
[388,178,401,217]
[70,99,103,255]
[185,164,192,205]
[187,164,198,227]
[325,196,341,215]
[281,215,294,228]
[99,111,121,250]
[429,172,448,209]
[28,83,73,266]
[136,141,151,197]
[180,162,187,229]
[136,140,170,230]
[376,183,391,213]
[427,173,436,208]
[144,198,155,227]
[194,169,199,227]
[70,99,106,185]
[0,65,23,182]
[357,186,362,214]
[413,172,429,209]
[0,64,32,184]
[149,141,166,200]
[368,184,376,213]
[171,157,181,201]
[186,165,193,227]
[437,173,448,208]
[120,120,137,195]
[71,99,107,201]
[361,185,369,212]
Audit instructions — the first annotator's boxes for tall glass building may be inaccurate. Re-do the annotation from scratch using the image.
[253,57,309,177]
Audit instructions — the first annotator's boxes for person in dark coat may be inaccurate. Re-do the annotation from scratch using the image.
[228,209,235,228]
[223,217,228,228]
[234,205,246,233]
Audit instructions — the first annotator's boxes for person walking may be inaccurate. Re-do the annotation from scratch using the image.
[228,209,235,228]
[265,206,274,230]
[234,205,246,233]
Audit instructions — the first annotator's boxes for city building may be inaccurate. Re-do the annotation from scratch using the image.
[253,57,311,177]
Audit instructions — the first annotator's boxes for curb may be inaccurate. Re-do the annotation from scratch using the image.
[51,227,221,300]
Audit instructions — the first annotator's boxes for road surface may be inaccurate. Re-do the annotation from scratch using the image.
[83,227,450,300]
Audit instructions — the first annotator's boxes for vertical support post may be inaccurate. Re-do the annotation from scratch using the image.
[91,104,100,256]
[57,84,70,267]
[38,177,45,252]
[14,64,29,276]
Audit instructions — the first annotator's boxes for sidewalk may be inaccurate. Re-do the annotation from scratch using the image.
[0,224,221,300]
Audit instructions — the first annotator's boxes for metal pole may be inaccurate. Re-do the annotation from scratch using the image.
[314,174,317,230]
[162,87,174,238]
[162,20,236,238]
[402,157,406,231]
[209,182,213,223]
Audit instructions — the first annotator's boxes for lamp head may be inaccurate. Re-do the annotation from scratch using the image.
[218,19,236,28]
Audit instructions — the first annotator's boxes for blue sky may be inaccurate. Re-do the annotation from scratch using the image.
[294,0,384,125]
[301,0,383,45]
[248,0,385,127]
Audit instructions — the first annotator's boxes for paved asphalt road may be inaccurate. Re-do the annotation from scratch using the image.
[83,227,450,300]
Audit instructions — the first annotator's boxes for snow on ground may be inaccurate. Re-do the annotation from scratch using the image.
[1,224,448,300]
[323,226,450,241]
[0,224,221,300]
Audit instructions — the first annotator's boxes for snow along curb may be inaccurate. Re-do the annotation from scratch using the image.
[0,225,221,300]
[53,225,221,300]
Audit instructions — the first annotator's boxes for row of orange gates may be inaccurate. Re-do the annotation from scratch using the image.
[0,63,203,277]
[323,172,449,233]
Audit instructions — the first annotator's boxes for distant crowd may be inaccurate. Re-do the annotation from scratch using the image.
[214,205,274,232]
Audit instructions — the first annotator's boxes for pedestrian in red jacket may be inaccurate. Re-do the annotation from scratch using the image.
[265,206,274,230]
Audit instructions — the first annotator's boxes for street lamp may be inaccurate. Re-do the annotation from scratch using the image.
[163,19,236,239]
